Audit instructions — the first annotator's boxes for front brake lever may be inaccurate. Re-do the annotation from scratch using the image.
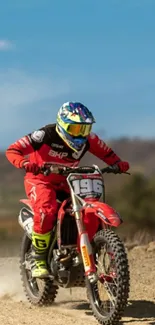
[124,171,131,175]
[111,163,131,175]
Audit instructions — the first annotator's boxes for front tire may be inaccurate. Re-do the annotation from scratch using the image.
[20,233,58,306]
[86,229,130,324]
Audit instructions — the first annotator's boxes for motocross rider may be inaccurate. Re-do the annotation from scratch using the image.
[5,101,130,278]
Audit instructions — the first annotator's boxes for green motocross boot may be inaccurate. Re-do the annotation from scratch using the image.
[31,231,51,278]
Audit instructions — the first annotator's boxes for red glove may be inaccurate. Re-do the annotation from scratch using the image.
[22,161,40,175]
[117,161,130,173]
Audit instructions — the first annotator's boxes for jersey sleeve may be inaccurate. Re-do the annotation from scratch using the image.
[5,128,47,168]
[88,133,121,165]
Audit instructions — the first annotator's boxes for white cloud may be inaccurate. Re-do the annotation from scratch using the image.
[0,69,69,108]
[0,69,70,144]
[0,40,14,51]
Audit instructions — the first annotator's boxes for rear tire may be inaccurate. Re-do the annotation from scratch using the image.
[20,233,58,306]
[86,229,130,324]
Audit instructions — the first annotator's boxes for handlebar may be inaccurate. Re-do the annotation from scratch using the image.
[39,164,131,176]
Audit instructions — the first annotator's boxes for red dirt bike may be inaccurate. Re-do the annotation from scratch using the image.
[18,164,130,325]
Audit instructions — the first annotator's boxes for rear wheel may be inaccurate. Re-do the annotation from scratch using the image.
[20,233,58,305]
[86,229,130,324]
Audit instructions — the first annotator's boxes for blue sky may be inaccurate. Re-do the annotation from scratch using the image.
[0,0,155,148]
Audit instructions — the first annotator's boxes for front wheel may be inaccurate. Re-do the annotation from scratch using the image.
[20,233,58,306]
[86,229,130,325]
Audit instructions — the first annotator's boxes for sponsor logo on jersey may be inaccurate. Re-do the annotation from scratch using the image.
[51,143,64,149]
[48,149,68,159]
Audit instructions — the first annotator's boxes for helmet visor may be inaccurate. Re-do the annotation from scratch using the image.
[66,124,92,137]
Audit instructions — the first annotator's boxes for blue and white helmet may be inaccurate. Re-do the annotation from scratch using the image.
[56,101,95,151]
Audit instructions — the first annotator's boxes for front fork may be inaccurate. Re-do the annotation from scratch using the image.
[71,191,98,283]
[79,231,98,283]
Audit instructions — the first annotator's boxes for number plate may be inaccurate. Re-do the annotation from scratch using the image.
[70,174,104,199]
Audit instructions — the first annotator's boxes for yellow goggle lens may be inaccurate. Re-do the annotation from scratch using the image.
[67,124,92,137]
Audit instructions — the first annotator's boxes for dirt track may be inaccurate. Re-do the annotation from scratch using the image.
[0,244,155,325]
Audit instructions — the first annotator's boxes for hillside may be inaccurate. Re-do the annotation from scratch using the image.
[1,137,155,238]
[1,137,155,206]
[82,137,155,176]
[2,137,155,184]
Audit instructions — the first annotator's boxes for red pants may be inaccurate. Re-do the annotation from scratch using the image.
[24,178,99,239]
[24,179,61,234]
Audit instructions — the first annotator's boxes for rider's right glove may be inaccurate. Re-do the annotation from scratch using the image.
[22,161,40,175]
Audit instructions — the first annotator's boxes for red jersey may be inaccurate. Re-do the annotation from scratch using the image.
[5,124,121,186]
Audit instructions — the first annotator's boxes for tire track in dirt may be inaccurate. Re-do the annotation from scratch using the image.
[0,245,155,325]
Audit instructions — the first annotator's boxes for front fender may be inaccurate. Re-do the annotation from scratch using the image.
[84,201,123,227]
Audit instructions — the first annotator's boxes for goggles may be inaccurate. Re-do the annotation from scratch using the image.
[66,123,92,137]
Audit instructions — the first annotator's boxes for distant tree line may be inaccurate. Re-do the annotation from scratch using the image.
[1,171,155,240]
[106,172,155,232]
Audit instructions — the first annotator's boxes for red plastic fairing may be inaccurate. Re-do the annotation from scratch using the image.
[57,198,100,249]
[83,201,122,227]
